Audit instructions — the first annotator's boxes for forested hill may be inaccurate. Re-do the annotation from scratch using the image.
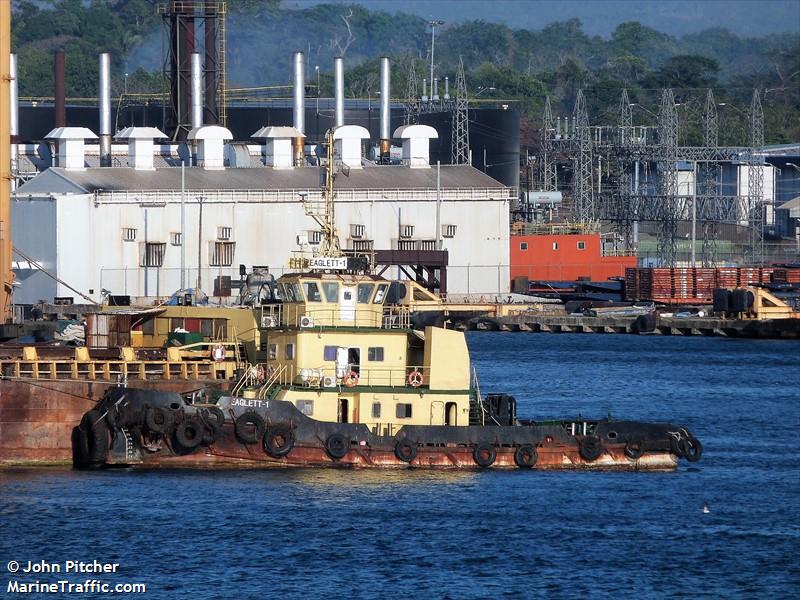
[10,0,800,143]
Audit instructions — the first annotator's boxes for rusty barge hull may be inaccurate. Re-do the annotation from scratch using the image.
[0,378,228,465]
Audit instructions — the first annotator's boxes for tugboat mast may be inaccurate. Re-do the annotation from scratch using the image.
[303,129,342,259]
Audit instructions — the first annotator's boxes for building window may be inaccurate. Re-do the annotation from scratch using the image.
[350,224,365,239]
[122,227,137,242]
[324,345,338,361]
[308,230,323,245]
[268,344,277,360]
[520,242,528,251]
[217,226,232,240]
[397,239,416,251]
[213,319,227,339]
[442,224,457,238]
[141,318,155,336]
[296,400,314,416]
[210,241,236,266]
[367,347,384,362]
[396,403,413,419]
[351,239,374,253]
[285,343,295,360]
[419,240,437,251]
[170,232,182,246]
[577,241,586,250]
[400,224,415,239]
[140,242,166,267]
[372,402,381,419]
[552,242,559,250]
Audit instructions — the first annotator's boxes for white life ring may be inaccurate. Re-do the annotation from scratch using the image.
[212,345,226,362]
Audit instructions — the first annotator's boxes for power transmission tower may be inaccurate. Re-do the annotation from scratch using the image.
[615,89,634,247]
[701,88,719,265]
[540,96,556,191]
[747,88,765,264]
[451,56,469,165]
[404,58,419,125]
[656,88,679,266]
[571,90,594,225]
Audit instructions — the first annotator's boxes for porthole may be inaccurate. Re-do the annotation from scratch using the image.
[606,431,618,440]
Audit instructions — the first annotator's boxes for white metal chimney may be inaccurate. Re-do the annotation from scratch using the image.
[379,57,391,161]
[252,126,303,169]
[9,54,18,182]
[334,56,344,128]
[114,127,167,170]
[188,125,233,169]
[444,76,450,100]
[190,53,203,130]
[393,124,438,168]
[45,127,98,170]
[333,125,369,169]
[433,78,439,101]
[99,53,111,166]
[292,51,306,165]
[422,79,428,102]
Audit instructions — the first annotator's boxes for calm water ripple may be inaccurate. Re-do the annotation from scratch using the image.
[1,333,799,599]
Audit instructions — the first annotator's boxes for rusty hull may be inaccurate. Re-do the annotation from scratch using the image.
[0,379,229,465]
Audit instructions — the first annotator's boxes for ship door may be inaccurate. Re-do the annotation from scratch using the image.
[430,400,444,425]
[338,398,349,423]
[445,402,457,426]
[340,286,356,322]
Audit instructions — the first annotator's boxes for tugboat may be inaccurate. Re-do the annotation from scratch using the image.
[72,131,702,471]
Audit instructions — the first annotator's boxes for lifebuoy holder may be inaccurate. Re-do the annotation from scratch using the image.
[343,370,359,387]
[407,369,424,388]
[211,344,226,362]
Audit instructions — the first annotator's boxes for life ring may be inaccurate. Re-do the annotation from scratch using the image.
[343,370,359,388]
[81,410,109,467]
[264,426,295,458]
[234,412,266,445]
[514,444,537,468]
[394,438,418,463]
[472,442,496,467]
[174,417,204,449]
[407,370,424,388]
[145,406,174,435]
[211,345,226,362]
[579,435,602,461]
[624,439,645,460]
[325,433,349,460]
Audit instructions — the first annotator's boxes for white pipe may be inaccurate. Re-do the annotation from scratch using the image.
[379,57,390,142]
[190,53,203,129]
[10,53,18,183]
[334,56,344,128]
[99,53,111,166]
[293,51,305,134]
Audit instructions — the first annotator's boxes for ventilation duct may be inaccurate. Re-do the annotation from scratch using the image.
[188,125,233,169]
[45,127,98,170]
[333,125,369,169]
[393,124,438,168]
[252,126,303,169]
[115,127,167,170]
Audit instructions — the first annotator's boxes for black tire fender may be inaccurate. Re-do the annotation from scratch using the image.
[472,442,496,467]
[145,406,174,435]
[264,426,295,458]
[579,435,602,462]
[174,417,204,449]
[394,438,418,463]
[203,406,226,429]
[684,436,702,462]
[514,444,537,468]
[325,433,349,460]
[624,439,645,460]
[71,426,89,469]
[234,412,266,445]
[81,410,109,466]
[201,421,221,445]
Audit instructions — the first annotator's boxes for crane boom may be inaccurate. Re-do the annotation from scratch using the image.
[0,0,13,323]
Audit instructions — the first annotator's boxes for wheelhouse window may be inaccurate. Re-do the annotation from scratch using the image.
[303,281,322,302]
[396,403,413,419]
[577,241,586,250]
[367,347,384,362]
[520,242,528,251]
[282,281,303,303]
[372,402,381,419]
[357,283,374,304]
[373,284,388,304]
[323,346,338,361]
[322,282,339,303]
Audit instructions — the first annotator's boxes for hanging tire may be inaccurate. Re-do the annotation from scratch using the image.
[684,436,702,462]
[145,406,174,435]
[624,439,645,460]
[202,406,226,429]
[514,444,537,468]
[264,426,295,458]
[175,417,204,449]
[394,438,418,463]
[201,421,221,445]
[670,436,688,458]
[472,443,496,467]
[234,412,265,445]
[81,410,109,466]
[579,435,602,461]
[325,433,349,460]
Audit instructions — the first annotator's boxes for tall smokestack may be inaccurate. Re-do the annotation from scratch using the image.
[334,56,344,128]
[379,56,390,161]
[9,54,19,181]
[190,52,203,129]
[292,51,305,164]
[444,76,450,100]
[54,51,66,127]
[433,77,439,101]
[203,3,219,125]
[99,53,111,166]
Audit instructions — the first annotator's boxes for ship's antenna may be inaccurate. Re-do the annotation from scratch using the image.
[301,129,342,258]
